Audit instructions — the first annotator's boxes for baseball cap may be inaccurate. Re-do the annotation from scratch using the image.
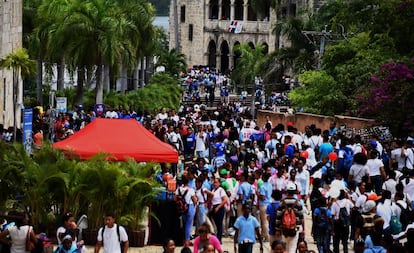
[219,169,229,176]
[286,182,297,192]
[367,193,382,201]
[363,200,377,213]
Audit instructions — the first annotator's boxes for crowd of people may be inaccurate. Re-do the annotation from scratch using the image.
[2,90,414,253]
[149,104,414,253]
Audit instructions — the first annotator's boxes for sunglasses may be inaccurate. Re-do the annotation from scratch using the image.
[198,229,208,234]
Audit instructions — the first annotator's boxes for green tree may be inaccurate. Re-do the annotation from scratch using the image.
[273,17,317,75]
[232,43,267,116]
[155,49,187,76]
[289,71,346,115]
[0,48,37,141]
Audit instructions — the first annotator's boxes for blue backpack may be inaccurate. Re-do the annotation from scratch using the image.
[342,147,354,170]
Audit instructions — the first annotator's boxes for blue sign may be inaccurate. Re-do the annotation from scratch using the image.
[23,109,33,155]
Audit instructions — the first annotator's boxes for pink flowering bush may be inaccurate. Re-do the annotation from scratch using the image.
[358,58,414,137]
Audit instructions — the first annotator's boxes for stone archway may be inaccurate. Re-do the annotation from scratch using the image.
[233,41,241,68]
[248,41,255,49]
[262,42,269,55]
[208,40,217,67]
[220,41,230,72]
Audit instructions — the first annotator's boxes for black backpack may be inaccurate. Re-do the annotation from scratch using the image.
[337,203,350,227]
[396,202,412,230]
[176,188,189,215]
[316,208,329,230]
[101,224,125,253]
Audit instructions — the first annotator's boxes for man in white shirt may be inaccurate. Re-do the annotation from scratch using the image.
[95,213,128,253]
[195,124,208,158]
[391,139,414,170]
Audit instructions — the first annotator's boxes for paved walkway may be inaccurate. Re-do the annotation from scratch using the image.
[79,211,353,253]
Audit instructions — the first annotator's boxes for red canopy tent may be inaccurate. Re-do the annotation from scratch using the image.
[52,118,178,163]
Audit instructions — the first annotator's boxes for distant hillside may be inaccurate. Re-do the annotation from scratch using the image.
[148,0,170,16]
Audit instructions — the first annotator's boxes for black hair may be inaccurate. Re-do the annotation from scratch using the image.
[181,246,192,253]
[271,189,283,201]
[63,212,74,222]
[163,238,175,249]
[105,212,115,218]
[353,152,368,165]
[271,239,286,250]
[312,178,322,188]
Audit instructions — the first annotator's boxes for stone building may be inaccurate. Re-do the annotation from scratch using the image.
[0,1,23,130]
[169,0,326,72]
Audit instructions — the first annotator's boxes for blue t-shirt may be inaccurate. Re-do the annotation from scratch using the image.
[234,214,260,243]
[319,143,334,161]
[186,134,195,150]
[266,202,280,235]
[214,142,226,157]
[313,207,333,231]
[237,182,254,204]
[285,144,296,159]
[259,181,272,206]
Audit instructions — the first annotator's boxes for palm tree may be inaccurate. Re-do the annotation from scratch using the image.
[232,43,267,116]
[0,48,37,141]
[155,48,187,77]
[273,16,317,73]
[40,0,157,103]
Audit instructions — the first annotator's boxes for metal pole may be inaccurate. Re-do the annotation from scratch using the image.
[318,25,327,70]
[173,0,179,51]
[13,70,17,142]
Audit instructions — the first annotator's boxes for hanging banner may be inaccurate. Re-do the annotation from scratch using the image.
[23,109,33,155]
[228,21,243,33]
[56,97,67,113]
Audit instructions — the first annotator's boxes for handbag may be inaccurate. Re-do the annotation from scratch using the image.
[26,226,35,251]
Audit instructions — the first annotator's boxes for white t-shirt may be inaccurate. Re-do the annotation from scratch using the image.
[97,224,128,253]
[391,148,413,169]
[175,186,196,204]
[382,179,397,196]
[211,187,227,206]
[56,226,66,245]
[195,132,207,151]
[366,158,384,177]
[331,198,354,220]
[349,164,369,183]
[8,225,31,253]
[403,178,414,202]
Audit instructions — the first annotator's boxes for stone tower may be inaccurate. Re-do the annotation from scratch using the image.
[169,0,317,72]
[0,1,23,130]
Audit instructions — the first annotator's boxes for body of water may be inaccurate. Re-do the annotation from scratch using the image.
[153,16,169,32]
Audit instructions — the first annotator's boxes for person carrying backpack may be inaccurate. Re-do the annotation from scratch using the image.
[174,174,197,246]
[331,190,354,253]
[337,140,354,182]
[312,197,333,253]
[275,182,304,253]
[94,212,128,253]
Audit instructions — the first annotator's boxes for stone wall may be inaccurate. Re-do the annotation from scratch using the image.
[257,110,375,132]
[0,0,23,129]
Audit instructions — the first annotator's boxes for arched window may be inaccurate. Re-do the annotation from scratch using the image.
[234,0,243,20]
[210,0,219,19]
[247,0,257,21]
[208,40,217,67]
[220,41,230,72]
[221,0,230,20]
